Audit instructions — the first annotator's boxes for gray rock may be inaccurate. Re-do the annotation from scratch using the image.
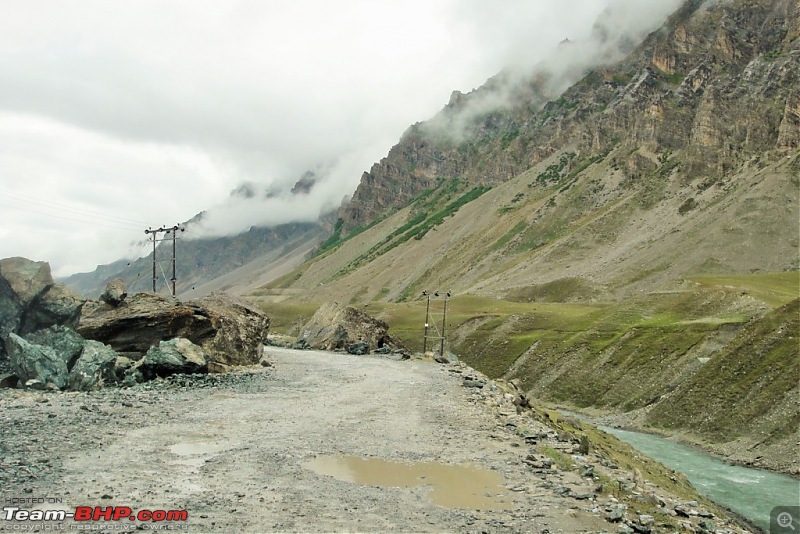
[68,340,118,391]
[0,257,85,358]
[697,520,716,533]
[463,378,486,388]
[189,292,270,366]
[0,373,18,388]
[78,291,269,366]
[373,345,392,354]
[134,338,209,380]
[605,504,625,523]
[112,356,135,382]
[21,283,84,332]
[100,278,128,307]
[0,257,53,307]
[297,302,404,353]
[6,333,68,390]
[24,326,85,371]
[346,342,370,355]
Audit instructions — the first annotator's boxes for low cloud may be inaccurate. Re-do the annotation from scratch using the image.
[0,0,685,275]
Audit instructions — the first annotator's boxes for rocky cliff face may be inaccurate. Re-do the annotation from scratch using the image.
[339,0,799,231]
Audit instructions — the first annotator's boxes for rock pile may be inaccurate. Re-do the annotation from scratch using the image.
[0,257,84,360]
[0,257,271,391]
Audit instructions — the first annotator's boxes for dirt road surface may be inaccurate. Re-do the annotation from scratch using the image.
[1,347,745,533]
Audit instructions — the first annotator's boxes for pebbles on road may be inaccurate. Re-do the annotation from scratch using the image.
[1,347,751,533]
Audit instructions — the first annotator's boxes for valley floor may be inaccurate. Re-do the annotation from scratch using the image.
[1,348,755,533]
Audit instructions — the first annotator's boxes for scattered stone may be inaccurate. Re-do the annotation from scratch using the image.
[0,373,18,388]
[697,520,716,533]
[463,378,486,388]
[113,356,135,382]
[209,361,235,374]
[100,279,127,307]
[674,505,693,517]
[605,504,625,522]
[373,345,392,355]
[68,341,118,391]
[346,342,370,355]
[134,338,209,380]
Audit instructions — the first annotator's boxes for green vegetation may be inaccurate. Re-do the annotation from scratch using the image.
[254,300,319,336]
[332,181,491,279]
[505,277,599,303]
[530,152,576,186]
[687,271,800,308]
[646,299,800,442]
[315,218,345,255]
[314,216,386,258]
[678,197,697,215]
[489,221,528,252]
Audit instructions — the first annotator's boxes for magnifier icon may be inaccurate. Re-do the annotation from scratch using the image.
[778,512,796,531]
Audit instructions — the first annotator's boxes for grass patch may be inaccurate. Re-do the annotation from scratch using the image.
[687,271,799,308]
[255,301,320,336]
[333,182,491,280]
[490,221,528,252]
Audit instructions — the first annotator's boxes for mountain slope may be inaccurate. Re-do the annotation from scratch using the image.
[250,0,799,473]
[338,0,798,233]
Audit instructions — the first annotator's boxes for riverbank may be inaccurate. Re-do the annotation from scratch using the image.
[551,404,800,532]
[554,402,800,477]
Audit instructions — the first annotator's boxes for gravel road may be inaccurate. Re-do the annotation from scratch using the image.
[1,347,749,533]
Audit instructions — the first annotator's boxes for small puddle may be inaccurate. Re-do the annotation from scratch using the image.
[169,441,231,456]
[304,455,513,510]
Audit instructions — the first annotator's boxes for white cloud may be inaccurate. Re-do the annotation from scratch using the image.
[0,0,683,276]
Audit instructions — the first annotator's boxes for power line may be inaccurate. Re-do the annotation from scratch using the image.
[0,201,143,232]
[0,188,148,227]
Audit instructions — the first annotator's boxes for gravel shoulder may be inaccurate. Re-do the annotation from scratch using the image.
[1,348,750,533]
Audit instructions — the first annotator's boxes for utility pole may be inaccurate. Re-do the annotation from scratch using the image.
[144,225,184,296]
[440,292,449,359]
[422,290,431,353]
[421,290,451,358]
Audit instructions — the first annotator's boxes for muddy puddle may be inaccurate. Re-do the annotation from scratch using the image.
[305,455,513,510]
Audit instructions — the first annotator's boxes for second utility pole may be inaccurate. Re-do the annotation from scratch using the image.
[144,225,182,296]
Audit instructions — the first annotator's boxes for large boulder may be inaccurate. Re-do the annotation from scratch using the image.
[68,340,118,391]
[133,338,209,381]
[0,257,85,358]
[21,283,84,332]
[24,325,85,371]
[78,291,269,365]
[297,302,403,352]
[190,292,270,365]
[6,333,68,390]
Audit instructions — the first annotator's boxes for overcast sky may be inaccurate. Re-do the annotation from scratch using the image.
[0,0,682,277]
